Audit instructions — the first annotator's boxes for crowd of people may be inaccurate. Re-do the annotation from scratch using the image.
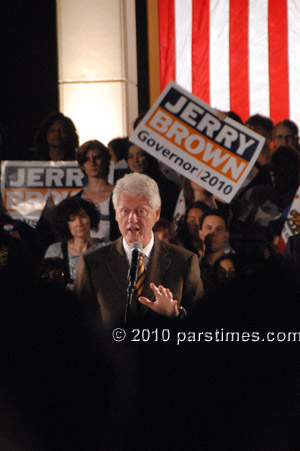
[1,111,300,293]
[1,110,300,450]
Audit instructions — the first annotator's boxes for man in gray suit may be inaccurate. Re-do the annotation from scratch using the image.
[74,173,203,329]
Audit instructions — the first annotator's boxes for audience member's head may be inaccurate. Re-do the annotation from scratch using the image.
[216,109,243,124]
[213,253,238,285]
[153,218,178,244]
[273,119,299,151]
[186,201,210,237]
[77,139,111,180]
[108,137,130,163]
[226,111,243,124]
[199,209,229,257]
[125,144,162,181]
[125,144,159,176]
[246,114,274,140]
[246,114,274,165]
[54,196,100,241]
[177,201,210,254]
[126,144,149,174]
[33,112,79,161]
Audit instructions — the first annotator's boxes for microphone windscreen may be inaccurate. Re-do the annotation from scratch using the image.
[130,242,143,252]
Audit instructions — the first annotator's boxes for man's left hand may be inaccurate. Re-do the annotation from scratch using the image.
[139,282,180,317]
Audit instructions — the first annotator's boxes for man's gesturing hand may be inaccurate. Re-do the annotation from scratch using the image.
[138,282,181,317]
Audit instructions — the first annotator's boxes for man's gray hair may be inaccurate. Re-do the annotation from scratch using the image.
[112,173,161,210]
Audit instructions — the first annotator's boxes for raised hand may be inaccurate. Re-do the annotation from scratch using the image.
[138,282,181,317]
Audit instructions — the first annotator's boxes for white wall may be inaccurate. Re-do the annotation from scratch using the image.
[56,0,138,146]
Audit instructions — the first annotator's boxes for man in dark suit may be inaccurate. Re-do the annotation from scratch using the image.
[74,172,203,329]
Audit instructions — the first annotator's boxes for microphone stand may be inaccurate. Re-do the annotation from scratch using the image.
[124,245,140,326]
[125,278,136,327]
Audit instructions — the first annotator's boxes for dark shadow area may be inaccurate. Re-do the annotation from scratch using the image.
[135,0,150,116]
[0,0,58,159]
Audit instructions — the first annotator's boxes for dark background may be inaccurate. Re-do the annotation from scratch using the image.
[0,0,59,159]
[0,0,149,160]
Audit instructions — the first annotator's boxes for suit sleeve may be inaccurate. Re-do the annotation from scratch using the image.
[74,255,102,324]
[181,253,204,311]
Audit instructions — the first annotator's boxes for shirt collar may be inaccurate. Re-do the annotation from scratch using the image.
[123,233,154,263]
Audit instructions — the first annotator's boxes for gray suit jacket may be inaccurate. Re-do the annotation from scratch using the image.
[74,236,203,329]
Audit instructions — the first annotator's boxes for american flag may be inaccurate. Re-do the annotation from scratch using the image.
[158,0,300,126]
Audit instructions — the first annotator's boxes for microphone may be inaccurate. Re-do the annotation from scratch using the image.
[127,242,142,290]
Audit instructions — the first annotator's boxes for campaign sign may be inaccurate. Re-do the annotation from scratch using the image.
[130,81,265,202]
[1,161,85,227]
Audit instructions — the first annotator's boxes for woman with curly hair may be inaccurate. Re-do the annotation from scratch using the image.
[33,112,79,160]
[44,196,109,283]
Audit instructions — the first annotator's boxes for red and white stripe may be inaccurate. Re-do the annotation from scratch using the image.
[158,0,300,126]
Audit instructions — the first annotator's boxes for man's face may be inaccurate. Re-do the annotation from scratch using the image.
[199,215,228,253]
[273,124,297,149]
[115,193,160,247]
